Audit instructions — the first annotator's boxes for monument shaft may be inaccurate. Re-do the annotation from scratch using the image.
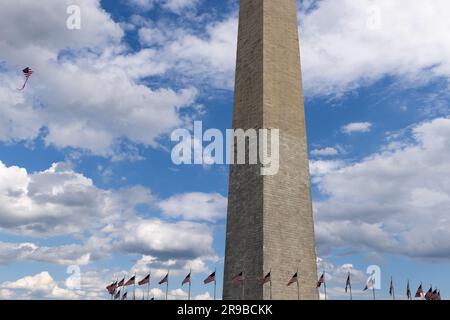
[223,0,319,300]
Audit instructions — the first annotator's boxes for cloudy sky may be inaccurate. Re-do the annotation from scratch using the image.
[0,0,449,300]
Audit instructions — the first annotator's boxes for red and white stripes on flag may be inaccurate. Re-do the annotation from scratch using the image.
[159,273,169,285]
[232,272,244,285]
[124,275,135,286]
[317,273,325,288]
[138,274,150,286]
[363,277,375,291]
[204,272,216,285]
[287,272,298,286]
[182,272,191,286]
[260,272,271,285]
[106,281,117,295]
[415,284,424,298]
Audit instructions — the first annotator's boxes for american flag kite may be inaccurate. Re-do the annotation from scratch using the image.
[287,272,298,286]
[204,271,216,285]
[17,67,33,91]
[138,274,150,286]
[260,272,271,285]
[232,272,245,285]
[182,272,191,286]
[317,273,325,288]
[159,273,169,285]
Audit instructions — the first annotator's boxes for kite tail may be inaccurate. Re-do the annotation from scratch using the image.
[17,76,30,91]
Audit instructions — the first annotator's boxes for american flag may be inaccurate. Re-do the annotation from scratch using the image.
[23,67,33,77]
[363,277,375,291]
[138,274,150,286]
[114,289,121,300]
[159,273,169,285]
[17,67,34,91]
[425,287,433,300]
[287,272,298,286]
[122,292,128,300]
[182,272,191,286]
[124,275,135,286]
[389,278,394,296]
[204,271,216,285]
[415,284,423,298]
[406,281,411,300]
[117,278,125,287]
[317,273,325,288]
[260,272,271,285]
[345,273,351,293]
[232,272,244,285]
[431,289,440,301]
[106,281,117,294]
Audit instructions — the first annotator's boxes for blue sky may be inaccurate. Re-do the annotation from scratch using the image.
[0,0,449,300]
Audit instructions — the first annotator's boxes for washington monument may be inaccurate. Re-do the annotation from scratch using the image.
[223,0,319,300]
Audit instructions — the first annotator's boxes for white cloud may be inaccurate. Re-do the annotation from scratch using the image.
[126,0,199,13]
[311,147,339,157]
[0,0,198,157]
[341,122,372,134]
[0,242,95,266]
[299,0,450,95]
[117,219,214,259]
[0,160,218,268]
[0,271,81,299]
[314,117,450,260]
[158,192,227,221]
[162,0,199,13]
[0,161,153,237]
[139,16,238,88]
[194,291,212,300]
[309,160,344,178]
[126,0,155,11]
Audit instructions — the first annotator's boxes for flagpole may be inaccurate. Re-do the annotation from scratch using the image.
[166,270,169,301]
[242,273,245,301]
[349,273,353,301]
[214,268,217,300]
[392,277,395,301]
[147,272,151,300]
[323,271,327,300]
[372,286,376,300]
[133,273,136,300]
[269,269,272,300]
[188,269,192,301]
[296,269,300,300]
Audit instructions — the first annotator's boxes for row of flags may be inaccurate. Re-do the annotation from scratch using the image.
[107,270,443,300]
[415,284,442,301]
[106,271,217,300]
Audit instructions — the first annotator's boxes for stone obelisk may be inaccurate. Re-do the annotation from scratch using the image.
[223,0,319,300]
